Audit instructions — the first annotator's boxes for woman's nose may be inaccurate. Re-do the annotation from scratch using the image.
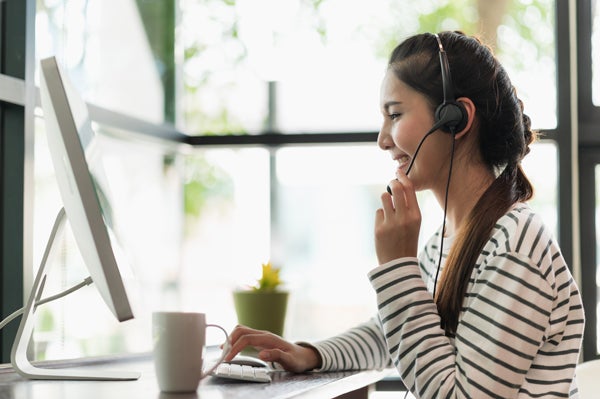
[377,126,392,150]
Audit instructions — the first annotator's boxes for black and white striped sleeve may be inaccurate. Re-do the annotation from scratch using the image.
[307,315,392,371]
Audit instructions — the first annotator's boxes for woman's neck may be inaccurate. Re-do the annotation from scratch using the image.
[433,162,495,237]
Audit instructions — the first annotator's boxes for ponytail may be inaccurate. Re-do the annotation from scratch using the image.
[435,164,533,334]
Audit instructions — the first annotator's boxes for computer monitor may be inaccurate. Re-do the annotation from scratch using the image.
[10,56,140,380]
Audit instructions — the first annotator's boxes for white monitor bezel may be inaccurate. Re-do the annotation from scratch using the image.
[39,56,133,322]
[9,56,139,381]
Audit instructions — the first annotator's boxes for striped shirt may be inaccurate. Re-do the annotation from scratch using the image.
[310,203,584,398]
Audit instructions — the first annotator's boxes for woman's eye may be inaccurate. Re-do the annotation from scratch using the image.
[389,113,401,120]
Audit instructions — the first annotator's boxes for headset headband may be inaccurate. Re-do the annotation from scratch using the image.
[434,33,455,104]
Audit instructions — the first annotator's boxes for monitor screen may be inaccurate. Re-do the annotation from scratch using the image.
[39,56,134,322]
[10,57,139,381]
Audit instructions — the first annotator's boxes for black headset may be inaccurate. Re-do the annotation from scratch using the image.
[430,34,467,300]
[433,34,468,134]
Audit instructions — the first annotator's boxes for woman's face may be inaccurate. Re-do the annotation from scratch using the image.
[377,69,450,190]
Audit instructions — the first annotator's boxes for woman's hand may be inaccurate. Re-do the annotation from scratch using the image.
[224,325,322,373]
[375,169,421,264]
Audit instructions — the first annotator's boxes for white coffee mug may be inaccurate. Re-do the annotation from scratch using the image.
[152,311,230,393]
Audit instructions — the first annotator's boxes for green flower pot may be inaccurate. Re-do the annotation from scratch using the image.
[233,290,289,336]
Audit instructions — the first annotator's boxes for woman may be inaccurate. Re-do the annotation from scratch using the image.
[225,31,585,398]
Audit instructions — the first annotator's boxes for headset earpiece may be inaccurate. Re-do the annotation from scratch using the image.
[435,100,468,133]
[433,34,468,134]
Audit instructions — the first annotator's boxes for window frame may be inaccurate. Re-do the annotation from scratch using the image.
[579,148,600,360]
[577,0,600,361]
[0,0,35,362]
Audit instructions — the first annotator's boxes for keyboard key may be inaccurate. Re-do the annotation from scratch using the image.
[210,362,271,383]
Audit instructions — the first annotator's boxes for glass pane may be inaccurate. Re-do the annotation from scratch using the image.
[178,0,268,135]
[522,142,558,237]
[498,0,556,128]
[180,0,557,134]
[179,148,272,340]
[36,0,165,123]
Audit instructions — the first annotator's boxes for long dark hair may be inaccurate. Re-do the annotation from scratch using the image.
[388,31,536,335]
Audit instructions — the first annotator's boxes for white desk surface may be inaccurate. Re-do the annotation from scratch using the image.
[0,354,395,399]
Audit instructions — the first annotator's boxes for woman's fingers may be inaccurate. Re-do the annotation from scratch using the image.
[375,170,421,263]
[386,170,417,212]
[380,189,395,216]
[225,325,294,361]
[395,169,418,210]
[226,330,280,361]
[224,325,321,372]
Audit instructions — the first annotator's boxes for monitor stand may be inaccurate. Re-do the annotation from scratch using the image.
[10,208,140,380]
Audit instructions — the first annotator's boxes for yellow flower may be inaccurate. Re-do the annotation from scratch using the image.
[254,261,283,291]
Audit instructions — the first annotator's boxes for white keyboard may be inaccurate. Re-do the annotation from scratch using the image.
[211,362,271,383]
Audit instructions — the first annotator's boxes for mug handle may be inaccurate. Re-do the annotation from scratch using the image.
[200,324,231,379]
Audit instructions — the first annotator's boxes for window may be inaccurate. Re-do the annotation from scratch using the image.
[28,0,564,360]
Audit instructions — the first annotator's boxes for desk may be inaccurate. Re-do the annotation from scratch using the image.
[0,355,395,399]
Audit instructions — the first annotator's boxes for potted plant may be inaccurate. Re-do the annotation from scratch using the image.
[232,261,289,336]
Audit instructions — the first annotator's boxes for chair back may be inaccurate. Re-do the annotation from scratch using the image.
[576,359,600,399]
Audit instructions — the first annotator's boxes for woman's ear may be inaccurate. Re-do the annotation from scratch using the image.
[454,97,476,139]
